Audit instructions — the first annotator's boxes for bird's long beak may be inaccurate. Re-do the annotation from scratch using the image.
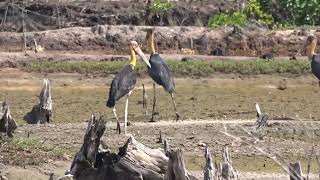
[134,46,151,68]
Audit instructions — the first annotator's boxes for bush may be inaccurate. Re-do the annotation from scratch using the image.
[208,11,247,28]
[258,0,320,26]
[208,0,274,28]
[244,0,274,27]
[147,0,175,13]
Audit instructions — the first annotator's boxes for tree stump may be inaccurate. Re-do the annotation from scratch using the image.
[220,146,238,180]
[59,115,169,180]
[24,79,52,124]
[164,139,199,180]
[204,146,216,180]
[289,161,303,180]
[0,101,17,137]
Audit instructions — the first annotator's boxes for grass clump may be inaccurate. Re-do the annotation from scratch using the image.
[22,59,310,77]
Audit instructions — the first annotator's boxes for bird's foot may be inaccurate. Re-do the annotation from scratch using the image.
[175,112,181,121]
[149,117,156,122]
[116,122,121,134]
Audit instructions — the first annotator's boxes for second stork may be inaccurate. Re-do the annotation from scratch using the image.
[146,29,181,121]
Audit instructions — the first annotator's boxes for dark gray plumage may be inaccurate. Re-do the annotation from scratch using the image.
[311,54,320,80]
[107,65,136,108]
[148,54,175,94]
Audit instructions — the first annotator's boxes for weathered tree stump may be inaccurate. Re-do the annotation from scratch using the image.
[59,115,169,180]
[0,101,17,137]
[289,161,303,180]
[220,146,238,180]
[24,79,52,124]
[164,139,199,180]
[204,146,216,180]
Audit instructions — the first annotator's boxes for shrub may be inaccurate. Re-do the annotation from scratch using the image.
[208,11,247,28]
[258,0,320,26]
[208,0,274,28]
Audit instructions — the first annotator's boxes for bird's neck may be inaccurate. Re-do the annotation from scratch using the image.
[148,32,156,54]
[306,41,317,60]
[129,47,136,68]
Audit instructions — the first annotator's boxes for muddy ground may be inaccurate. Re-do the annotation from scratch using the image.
[0,68,320,179]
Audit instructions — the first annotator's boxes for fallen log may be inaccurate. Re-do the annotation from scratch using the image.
[0,101,17,137]
[24,79,52,124]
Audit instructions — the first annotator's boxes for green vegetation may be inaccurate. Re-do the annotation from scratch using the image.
[259,0,320,26]
[21,59,310,77]
[208,11,247,28]
[0,138,66,166]
[209,0,320,28]
[147,0,175,13]
[244,0,274,27]
[208,0,274,28]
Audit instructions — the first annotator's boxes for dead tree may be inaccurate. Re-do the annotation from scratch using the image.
[220,146,238,180]
[289,161,303,180]
[204,146,216,180]
[255,103,269,130]
[24,79,52,124]
[164,139,199,180]
[0,101,17,137]
[59,115,169,180]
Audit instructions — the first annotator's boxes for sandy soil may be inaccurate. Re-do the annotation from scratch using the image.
[0,69,320,179]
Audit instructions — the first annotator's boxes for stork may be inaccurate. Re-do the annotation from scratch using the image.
[145,29,181,122]
[303,34,320,86]
[106,41,151,135]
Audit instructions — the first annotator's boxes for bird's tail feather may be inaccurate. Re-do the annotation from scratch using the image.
[107,98,115,108]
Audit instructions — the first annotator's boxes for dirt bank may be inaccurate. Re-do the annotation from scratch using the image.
[0,25,319,56]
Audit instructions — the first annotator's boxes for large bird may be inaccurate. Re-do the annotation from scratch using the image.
[107,41,151,134]
[145,29,180,122]
[303,34,320,86]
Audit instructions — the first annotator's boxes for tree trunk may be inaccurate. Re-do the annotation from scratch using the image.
[0,101,17,137]
[24,79,52,124]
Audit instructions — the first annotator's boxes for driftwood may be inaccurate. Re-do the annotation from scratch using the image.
[255,103,269,130]
[0,101,17,137]
[289,161,303,180]
[58,115,202,180]
[60,115,169,180]
[24,79,52,124]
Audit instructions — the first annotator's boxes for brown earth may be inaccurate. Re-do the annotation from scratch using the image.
[0,68,320,179]
[1,25,320,57]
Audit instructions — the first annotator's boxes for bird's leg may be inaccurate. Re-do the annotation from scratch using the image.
[150,83,156,122]
[112,107,121,134]
[170,93,181,121]
[124,91,132,135]
[142,84,147,117]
